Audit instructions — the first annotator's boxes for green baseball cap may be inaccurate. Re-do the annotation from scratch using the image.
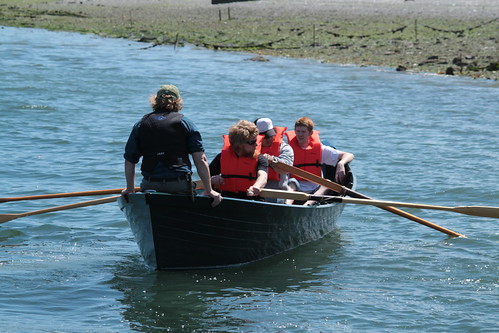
[156,84,180,100]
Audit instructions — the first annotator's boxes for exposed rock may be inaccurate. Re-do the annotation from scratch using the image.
[485,62,498,71]
[452,57,467,66]
[246,55,270,62]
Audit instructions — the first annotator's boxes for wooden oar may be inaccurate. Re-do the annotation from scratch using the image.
[271,161,465,237]
[0,187,139,203]
[0,196,119,224]
[261,189,499,218]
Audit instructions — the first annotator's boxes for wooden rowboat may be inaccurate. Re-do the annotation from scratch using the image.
[119,166,354,270]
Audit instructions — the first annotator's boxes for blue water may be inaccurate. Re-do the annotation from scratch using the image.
[0,26,497,332]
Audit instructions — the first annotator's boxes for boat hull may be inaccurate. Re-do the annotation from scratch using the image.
[119,193,347,270]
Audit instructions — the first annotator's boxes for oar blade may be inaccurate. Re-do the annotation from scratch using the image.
[0,214,21,224]
[454,206,499,218]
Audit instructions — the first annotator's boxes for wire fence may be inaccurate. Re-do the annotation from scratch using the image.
[202,17,498,50]
[316,17,498,40]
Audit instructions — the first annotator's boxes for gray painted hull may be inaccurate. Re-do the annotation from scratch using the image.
[119,192,348,270]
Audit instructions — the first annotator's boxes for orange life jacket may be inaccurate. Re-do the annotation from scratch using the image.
[220,135,263,193]
[285,130,322,181]
[260,126,287,181]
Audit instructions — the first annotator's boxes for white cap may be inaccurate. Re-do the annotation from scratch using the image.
[255,118,277,137]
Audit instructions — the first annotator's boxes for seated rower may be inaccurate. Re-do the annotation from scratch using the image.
[255,117,294,203]
[285,116,354,205]
[209,120,268,200]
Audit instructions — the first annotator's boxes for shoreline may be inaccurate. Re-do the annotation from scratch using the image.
[0,0,497,80]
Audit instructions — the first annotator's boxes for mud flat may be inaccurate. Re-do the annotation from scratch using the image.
[1,0,497,79]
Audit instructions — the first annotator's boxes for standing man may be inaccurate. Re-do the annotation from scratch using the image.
[209,120,268,200]
[121,84,222,207]
[285,116,354,204]
[255,117,294,192]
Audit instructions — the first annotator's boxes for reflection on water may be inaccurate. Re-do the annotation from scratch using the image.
[109,230,345,330]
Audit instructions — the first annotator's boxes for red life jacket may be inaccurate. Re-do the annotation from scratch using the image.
[220,135,263,193]
[285,130,322,181]
[260,126,287,181]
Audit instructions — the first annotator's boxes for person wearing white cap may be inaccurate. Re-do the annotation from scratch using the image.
[255,118,294,199]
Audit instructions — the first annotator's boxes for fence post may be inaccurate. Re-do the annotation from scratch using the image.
[415,19,418,41]
[313,24,316,47]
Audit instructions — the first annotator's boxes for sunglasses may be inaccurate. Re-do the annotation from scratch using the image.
[246,139,257,145]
